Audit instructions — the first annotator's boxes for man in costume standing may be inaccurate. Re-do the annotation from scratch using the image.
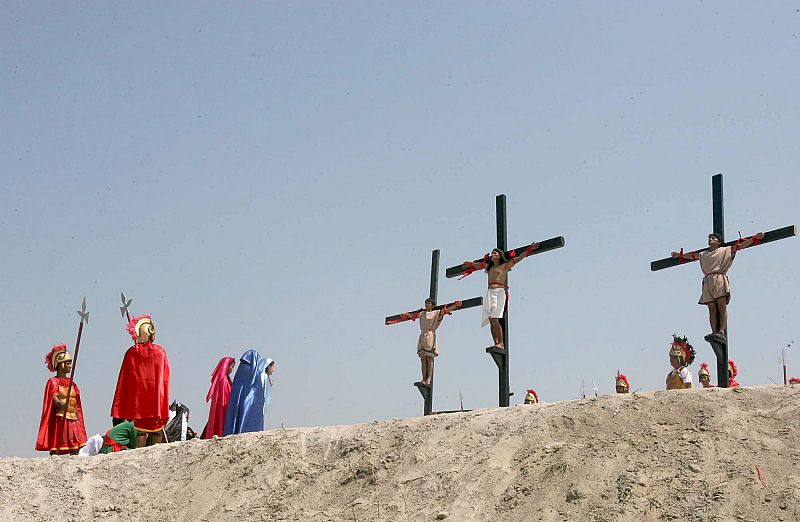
[698,363,714,388]
[671,232,764,340]
[36,344,88,455]
[416,299,461,385]
[202,357,236,438]
[523,389,539,404]
[615,372,630,394]
[111,314,171,448]
[224,350,275,435]
[463,242,538,349]
[666,335,695,390]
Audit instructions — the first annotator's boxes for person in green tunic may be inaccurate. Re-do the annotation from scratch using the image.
[99,421,138,453]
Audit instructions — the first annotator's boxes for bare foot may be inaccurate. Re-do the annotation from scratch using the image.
[494,344,505,350]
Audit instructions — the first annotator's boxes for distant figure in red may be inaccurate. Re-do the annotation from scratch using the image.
[111,314,171,448]
[36,344,88,455]
[201,357,235,439]
[727,359,740,388]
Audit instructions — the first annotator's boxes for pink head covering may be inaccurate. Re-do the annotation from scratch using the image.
[206,357,236,402]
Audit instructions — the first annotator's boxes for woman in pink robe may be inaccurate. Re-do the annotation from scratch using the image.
[201,357,235,438]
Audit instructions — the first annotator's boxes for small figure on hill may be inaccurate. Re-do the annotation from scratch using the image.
[523,389,539,404]
[671,231,764,340]
[201,357,236,438]
[698,362,714,388]
[788,377,800,385]
[99,421,138,453]
[728,359,740,388]
[666,335,695,390]
[110,314,171,448]
[224,350,275,435]
[615,372,630,394]
[416,298,461,386]
[35,344,88,455]
[463,242,539,349]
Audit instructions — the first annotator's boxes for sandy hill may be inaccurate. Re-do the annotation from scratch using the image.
[1,385,798,522]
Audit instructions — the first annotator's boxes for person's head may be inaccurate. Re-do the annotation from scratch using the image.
[523,389,538,404]
[227,360,236,375]
[424,298,434,311]
[615,373,630,394]
[45,344,72,375]
[266,361,275,375]
[128,315,156,344]
[698,362,711,387]
[708,233,722,249]
[669,335,695,370]
[490,248,508,267]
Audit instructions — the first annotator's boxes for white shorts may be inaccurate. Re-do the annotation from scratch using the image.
[481,288,506,327]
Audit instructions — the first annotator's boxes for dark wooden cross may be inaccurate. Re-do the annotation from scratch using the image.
[445,194,566,407]
[385,249,482,415]
[651,173,796,387]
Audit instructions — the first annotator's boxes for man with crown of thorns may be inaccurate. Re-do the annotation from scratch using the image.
[111,314,171,447]
[35,344,88,455]
[666,335,696,390]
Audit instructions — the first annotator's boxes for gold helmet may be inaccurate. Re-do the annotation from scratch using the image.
[45,344,71,373]
[615,372,630,393]
[524,389,538,404]
[127,314,156,344]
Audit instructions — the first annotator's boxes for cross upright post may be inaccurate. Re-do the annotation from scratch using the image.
[651,173,796,387]
[445,194,566,407]
[385,249,482,415]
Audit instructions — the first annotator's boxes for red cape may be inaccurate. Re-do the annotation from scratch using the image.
[201,357,234,439]
[110,343,170,431]
[35,377,87,453]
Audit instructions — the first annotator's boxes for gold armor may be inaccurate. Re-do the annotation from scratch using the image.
[666,371,685,390]
[134,317,156,344]
[55,385,79,420]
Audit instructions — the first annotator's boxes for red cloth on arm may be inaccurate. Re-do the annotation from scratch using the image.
[110,342,171,432]
[35,377,87,453]
[201,356,235,439]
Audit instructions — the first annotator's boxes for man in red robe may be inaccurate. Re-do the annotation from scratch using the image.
[36,344,88,454]
[111,314,170,448]
[201,356,235,438]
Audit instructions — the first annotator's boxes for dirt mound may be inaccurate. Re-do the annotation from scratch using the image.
[1,385,798,521]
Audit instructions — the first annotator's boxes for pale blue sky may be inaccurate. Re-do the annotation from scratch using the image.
[2,2,799,457]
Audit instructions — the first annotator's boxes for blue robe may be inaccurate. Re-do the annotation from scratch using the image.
[223,350,273,435]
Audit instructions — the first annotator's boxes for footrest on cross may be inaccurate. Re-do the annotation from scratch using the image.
[485,345,507,370]
[413,381,433,415]
[703,333,729,389]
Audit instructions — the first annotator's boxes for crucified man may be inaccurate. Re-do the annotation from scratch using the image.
[671,231,763,340]
[463,242,538,350]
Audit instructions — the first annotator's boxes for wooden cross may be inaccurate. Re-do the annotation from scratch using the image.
[651,173,796,387]
[385,249,482,415]
[445,194,566,407]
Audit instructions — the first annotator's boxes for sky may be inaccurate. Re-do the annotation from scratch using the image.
[2,2,799,457]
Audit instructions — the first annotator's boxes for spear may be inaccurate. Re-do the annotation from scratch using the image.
[120,291,133,322]
[62,298,89,449]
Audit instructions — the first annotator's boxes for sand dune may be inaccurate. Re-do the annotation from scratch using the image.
[1,385,798,521]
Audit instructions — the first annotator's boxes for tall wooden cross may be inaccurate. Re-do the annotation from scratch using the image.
[445,194,566,407]
[651,174,796,387]
[385,249,482,415]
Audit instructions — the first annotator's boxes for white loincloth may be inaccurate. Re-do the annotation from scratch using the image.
[481,288,506,327]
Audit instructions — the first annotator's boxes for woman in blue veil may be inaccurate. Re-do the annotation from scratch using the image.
[223,350,274,435]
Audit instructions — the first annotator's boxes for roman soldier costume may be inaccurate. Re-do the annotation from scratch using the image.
[666,335,696,390]
[110,314,171,433]
[523,389,539,404]
[728,359,740,388]
[35,344,87,454]
[615,372,630,394]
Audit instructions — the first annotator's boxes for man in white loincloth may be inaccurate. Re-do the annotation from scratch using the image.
[416,298,461,385]
[671,231,764,340]
[463,242,538,349]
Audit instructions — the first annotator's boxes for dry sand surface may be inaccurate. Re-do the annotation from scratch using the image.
[1,385,798,522]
